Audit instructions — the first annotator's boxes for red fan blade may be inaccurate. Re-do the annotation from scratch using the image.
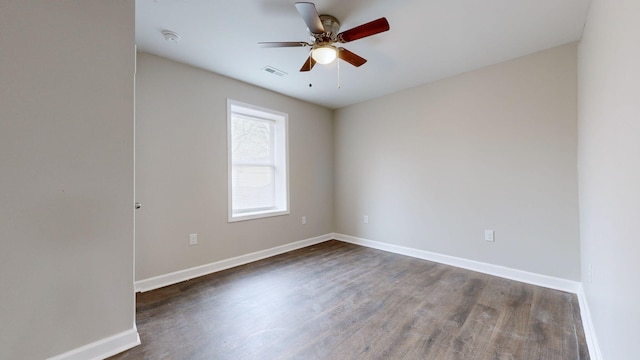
[295,2,324,34]
[337,17,390,43]
[300,55,317,72]
[258,42,309,48]
[338,48,367,67]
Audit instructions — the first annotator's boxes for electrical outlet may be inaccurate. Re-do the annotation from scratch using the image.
[302,216,307,225]
[588,264,593,283]
[364,215,369,224]
[189,233,198,246]
[484,230,495,242]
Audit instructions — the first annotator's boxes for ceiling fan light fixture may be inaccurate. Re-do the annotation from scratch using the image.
[311,46,337,64]
[258,2,390,72]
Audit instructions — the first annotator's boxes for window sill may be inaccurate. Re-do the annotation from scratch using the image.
[228,209,289,223]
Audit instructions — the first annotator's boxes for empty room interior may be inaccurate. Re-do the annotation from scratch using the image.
[1,0,638,359]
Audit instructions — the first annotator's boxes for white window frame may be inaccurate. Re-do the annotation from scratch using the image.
[227,99,289,222]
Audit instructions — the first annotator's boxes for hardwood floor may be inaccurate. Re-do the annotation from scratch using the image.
[110,240,589,359]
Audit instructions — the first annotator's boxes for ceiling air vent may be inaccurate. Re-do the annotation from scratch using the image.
[262,66,287,77]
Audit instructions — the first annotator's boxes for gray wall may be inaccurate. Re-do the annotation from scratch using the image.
[135,53,334,280]
[0,1,135,359]
[578,0,640,358]
[5,1,635,357]
[334,43,581,280]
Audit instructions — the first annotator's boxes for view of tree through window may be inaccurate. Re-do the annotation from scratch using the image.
[231,116,275,212]
[228,100,288,221]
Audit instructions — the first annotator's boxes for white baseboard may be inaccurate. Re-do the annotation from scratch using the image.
[333,233,581,293]
[576,286,602,360]
[333,233,602,357]
[134,232,600,359]
[135,233,334,292]
[47,327,140,360]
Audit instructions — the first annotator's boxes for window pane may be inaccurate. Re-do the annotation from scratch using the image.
[228,99,288,221]
[232,166,275,212]
[232,116,273,164]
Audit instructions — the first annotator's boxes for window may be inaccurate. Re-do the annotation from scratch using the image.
[228,99,289,222]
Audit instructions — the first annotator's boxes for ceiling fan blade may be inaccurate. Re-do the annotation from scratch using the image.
[258,41,309,48]
[295,2,325,34]
[338,47,367,67]
[300,55,316,72]
[337,17,390,43]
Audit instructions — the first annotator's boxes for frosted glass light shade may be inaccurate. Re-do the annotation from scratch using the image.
[312,46,337,64]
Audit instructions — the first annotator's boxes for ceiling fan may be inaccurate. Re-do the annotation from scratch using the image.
[259,2,390,72]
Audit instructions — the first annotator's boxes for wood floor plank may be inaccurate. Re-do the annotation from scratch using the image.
[479,279,536,360]
[109,240,589,360]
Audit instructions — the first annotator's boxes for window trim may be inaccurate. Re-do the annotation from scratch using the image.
[227,99,289,222]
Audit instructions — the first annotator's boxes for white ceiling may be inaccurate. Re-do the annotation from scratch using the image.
[136,0,591,109]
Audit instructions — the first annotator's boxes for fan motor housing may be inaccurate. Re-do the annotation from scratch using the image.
[320,15,340,34]
[311,14,341,43]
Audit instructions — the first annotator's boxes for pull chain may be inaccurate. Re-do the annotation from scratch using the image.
[337,54,341,89]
